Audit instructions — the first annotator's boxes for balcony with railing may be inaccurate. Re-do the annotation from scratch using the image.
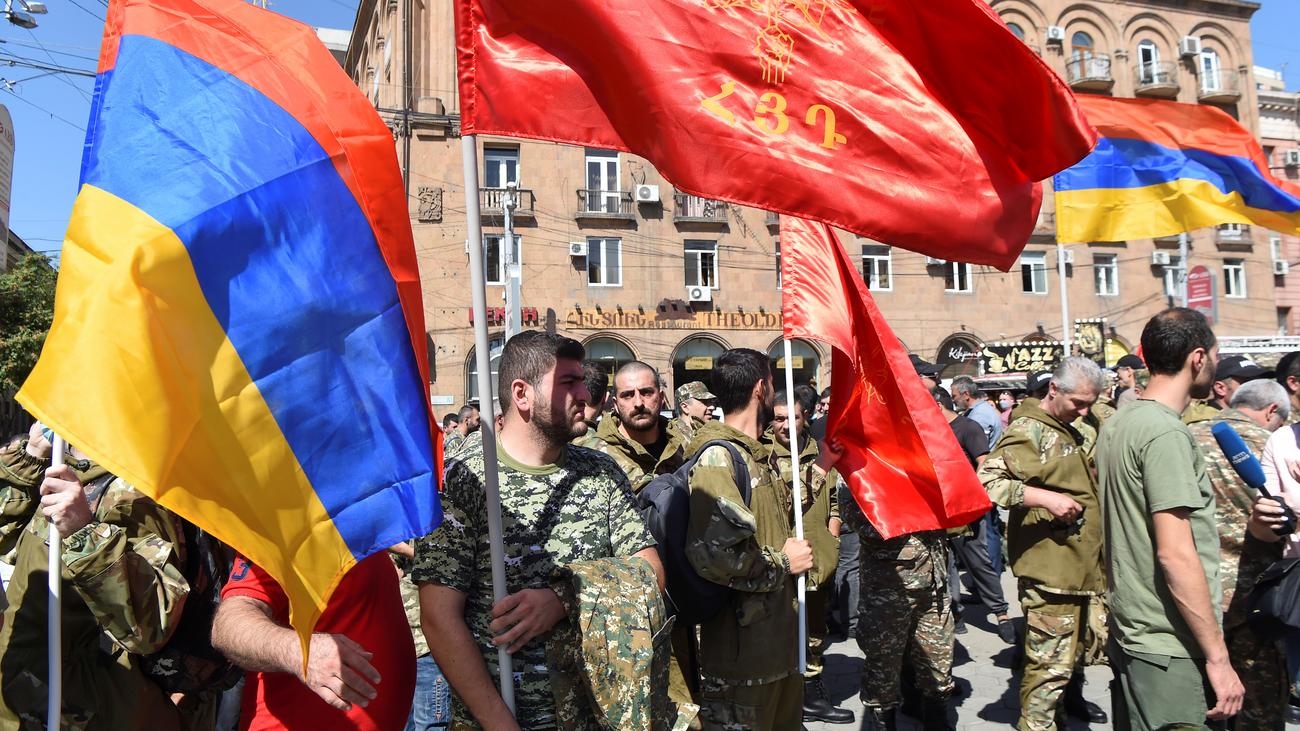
[1065,54,1114,92]
[765,211,780,229]
[1198,69,1241,104]
[576,189,636,221]
[1217,223,1251,246]
[1134,62,1179,98]
[673,192,729,223]
[480,187,535,219]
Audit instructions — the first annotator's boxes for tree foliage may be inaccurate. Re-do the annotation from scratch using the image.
[0,254,57,394]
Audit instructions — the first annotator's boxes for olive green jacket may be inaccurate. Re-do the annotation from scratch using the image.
[684,420,797,684]
[0,443,191,731]
[761,431,838,590]
[978,401,1104,595]
[594,415,688,493]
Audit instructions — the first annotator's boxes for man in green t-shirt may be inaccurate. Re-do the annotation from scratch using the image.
[1096,308,1243,729]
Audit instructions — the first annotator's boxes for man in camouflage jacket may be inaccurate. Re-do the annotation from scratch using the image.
[1188,380,1293,729]
[978,358,1109,730]
[675,382,715,447]
[684,349,814,731]
[0,425,192,730]
[593,362,688,493]
[762,393,851,725]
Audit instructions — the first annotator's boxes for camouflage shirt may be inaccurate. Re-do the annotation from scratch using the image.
[0,464,191,730]
[593,414,688,493]
[762,431,839,589]
[390,552,429,657]
[1187,409,1282,626]
[412,438,655,730]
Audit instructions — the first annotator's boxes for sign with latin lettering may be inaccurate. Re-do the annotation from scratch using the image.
[979,341,1065,375]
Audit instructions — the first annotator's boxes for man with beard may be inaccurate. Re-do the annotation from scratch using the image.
[445,403,481,457]
[572,359,610,449]
[595,361,689,493]
[1097,308,1244,728]
[686,348,814,730]
[764,393,853,724]
[415,331,663,730]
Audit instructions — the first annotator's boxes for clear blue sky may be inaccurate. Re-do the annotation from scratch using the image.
[7,0,1300,256]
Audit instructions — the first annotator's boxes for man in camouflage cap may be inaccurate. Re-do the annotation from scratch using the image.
[978,357,1109,730]
[416,331,663,730]
[685,348,815,730]
[1188,378,1293,728]
[675,381,715,446]
[763,392,852,725]
[0,423,195,729]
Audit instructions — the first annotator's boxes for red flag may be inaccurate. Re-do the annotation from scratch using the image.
[780,216,990,537]
[457,0,1096,268]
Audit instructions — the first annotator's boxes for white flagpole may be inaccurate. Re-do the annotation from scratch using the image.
[781,339,807,673]
[461,134,515,713]
[47,434,65,731]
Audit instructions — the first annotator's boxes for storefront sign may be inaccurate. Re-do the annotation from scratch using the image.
[775,356,805,369]
[685,356,713,370]
[470,306,539,327]
[565,308,782,331]
[980,341,1065,375]
[1073,319,1106,367]
[1187,265,1216,325]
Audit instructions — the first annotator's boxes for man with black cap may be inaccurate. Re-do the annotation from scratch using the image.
[1111,354,1145,409]
[1184,355,1274,426]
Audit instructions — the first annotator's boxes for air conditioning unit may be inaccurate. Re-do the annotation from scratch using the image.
[1179,36,1202,57]
[1152,251,1171,266]
[1275,259,1290,276]
[634,184,661,203]
[925,256,947,266]
[1060,250,1075,265]
[568,241,588,257]
[686,285,712,303]
[1284,149,1300,167]
[1046,26,1065,43]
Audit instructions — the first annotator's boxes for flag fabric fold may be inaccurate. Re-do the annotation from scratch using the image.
[1056,95,1300,243]
[457,0,1097,269]
[780,216,991,538]
[18,0,441,644]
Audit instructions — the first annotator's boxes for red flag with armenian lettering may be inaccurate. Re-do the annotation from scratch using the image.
[780,216,991,537]
[19,0,441,647]
[456,0,1097,269]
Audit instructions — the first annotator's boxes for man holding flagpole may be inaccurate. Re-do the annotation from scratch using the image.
[415,331,661,729]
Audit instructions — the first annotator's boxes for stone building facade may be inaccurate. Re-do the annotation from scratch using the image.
[1256,65,1300,334]
[344,0,1277,405]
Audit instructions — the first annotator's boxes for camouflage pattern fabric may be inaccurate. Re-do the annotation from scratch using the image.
[1017,583,1107,731]
[443,430,465,456]
[696,674,802,731]
[675,416,704,450]
[390,552,430,657]
[546,557,698,731]
[1182,400,1221,426]
[762,431,838,589]
[1187,410,1288,728]
[593,415,687,494]
[0,465,191,730]
[413,438,655,730]
[572,419,605,451]
[676,382,715,404]
[683,420,798,689]
[848,505,954,708]
[0,441,99,564]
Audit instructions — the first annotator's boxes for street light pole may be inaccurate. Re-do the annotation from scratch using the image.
[503,181,521,338]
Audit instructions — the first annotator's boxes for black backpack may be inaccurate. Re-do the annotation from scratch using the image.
[636,439,752,626]
[85,475,241,694]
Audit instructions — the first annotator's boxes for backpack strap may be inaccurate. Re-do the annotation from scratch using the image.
[686,439,753,507]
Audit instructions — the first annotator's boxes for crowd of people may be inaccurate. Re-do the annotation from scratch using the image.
[4,307,1300,730]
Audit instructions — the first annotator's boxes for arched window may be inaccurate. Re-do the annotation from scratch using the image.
[465,338,503,404]
[584,336,636,380]
[768,339,822,392]
[671,336,728,395]
[1137,39,1159,83]
[1071,31,1093,59]
[1006,22,1025,40]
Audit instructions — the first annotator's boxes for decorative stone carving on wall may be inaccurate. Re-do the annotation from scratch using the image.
[417,186,443,223]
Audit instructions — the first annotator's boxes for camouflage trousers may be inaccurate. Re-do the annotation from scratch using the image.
[806,589,829,678]
[856,536,954,707]
[1017,583,1107,731]
[1225,617,1287,730]
[697,673,803,731]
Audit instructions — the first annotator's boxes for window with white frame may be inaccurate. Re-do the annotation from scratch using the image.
[587,237,622,286]
[1271,235,1284,263]
[775,241,782,290]
[1020,251,1048,294]
[861,245,893,291]
[945,261,973,293]
[1224,259,1247,298]
[484,234,520,286]
[685,240,719,289]
[1136,40,1160,84]
[484,147,519,188]
[1162,255,1185,297]
[585,149,620,212]
[1094,253,1119,296]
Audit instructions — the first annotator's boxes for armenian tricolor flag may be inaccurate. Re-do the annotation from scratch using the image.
[1055,95,1300,243]
[18,0,442,642]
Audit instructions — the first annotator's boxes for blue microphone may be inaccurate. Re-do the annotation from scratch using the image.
[1212,421,1296,536]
